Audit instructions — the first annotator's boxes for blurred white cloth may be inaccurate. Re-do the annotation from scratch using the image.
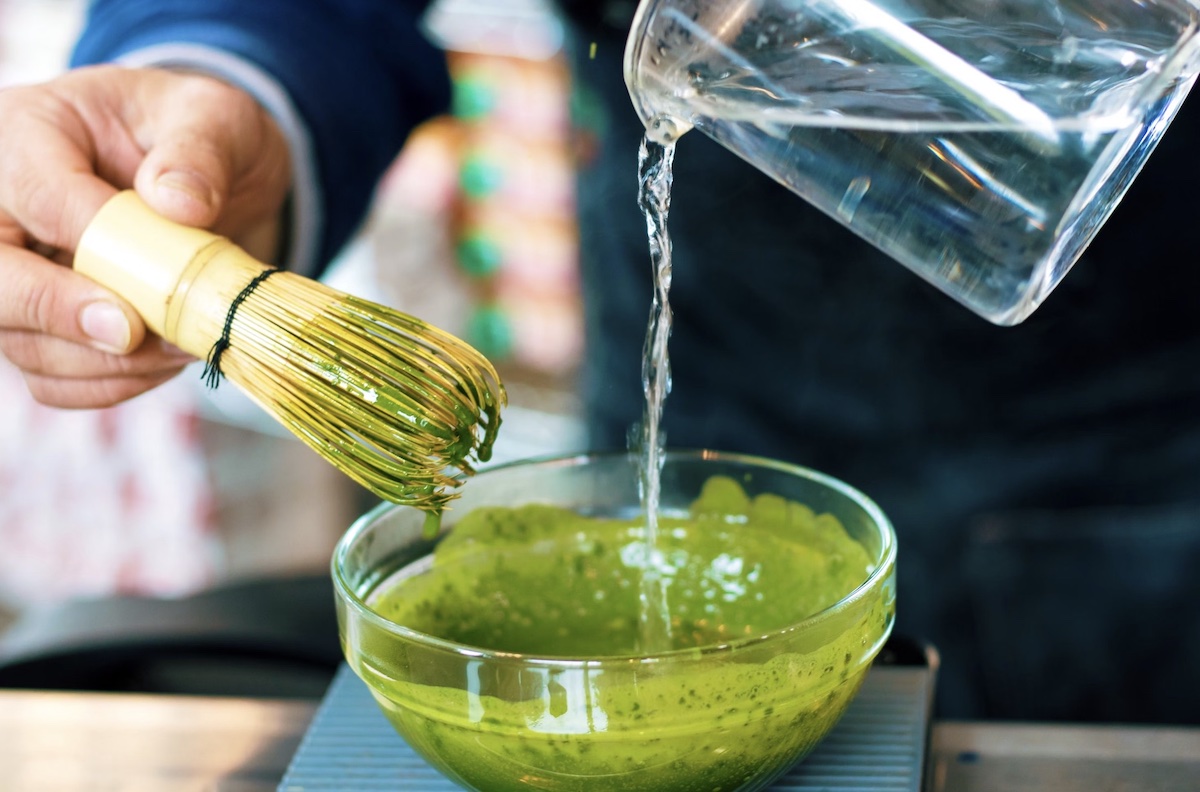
[0,358,220,606]
[0,0,220,606]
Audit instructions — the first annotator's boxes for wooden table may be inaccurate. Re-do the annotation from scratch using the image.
[927,720,1200,792]
[2,690,1198,791]
[0,690,316,792]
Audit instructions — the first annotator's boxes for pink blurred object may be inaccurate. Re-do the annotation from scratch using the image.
[0,358,220,606]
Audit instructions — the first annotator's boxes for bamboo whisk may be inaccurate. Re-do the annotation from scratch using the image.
[74,191,505,512]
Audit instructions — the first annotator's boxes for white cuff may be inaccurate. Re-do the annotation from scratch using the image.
[115,44,322,277]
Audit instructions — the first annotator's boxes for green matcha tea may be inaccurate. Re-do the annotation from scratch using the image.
[372,476,873,655]
[350,475,894,792]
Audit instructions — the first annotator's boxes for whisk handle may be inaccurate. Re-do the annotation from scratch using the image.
[74,190,272,359]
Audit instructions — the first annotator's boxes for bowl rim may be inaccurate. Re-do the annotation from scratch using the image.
[332,448,896,668]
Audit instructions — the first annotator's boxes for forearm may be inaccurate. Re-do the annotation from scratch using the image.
[72,0,451,276]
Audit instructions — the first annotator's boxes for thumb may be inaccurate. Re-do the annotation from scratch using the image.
[140,161,224,228]
[132,80,243,228]
[134,133,228,230]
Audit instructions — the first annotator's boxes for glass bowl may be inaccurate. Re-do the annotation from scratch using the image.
[333,450,897,791]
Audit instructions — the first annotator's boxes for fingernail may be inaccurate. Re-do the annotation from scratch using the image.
[80,301,132,352]
[154,169,215,209]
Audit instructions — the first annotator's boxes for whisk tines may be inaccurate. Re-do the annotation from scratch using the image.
[218,272,506,511]
[73,191,506,515]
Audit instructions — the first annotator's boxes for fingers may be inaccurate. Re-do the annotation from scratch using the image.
[0,233,144,353]
[0,260,189,405]
[0,84,121,252]
[0,65,290,411]
[133,71,292,240]
[17,366,186,410]
[0,237,194,409]
[0,65,290,254]
[0,328,193,379]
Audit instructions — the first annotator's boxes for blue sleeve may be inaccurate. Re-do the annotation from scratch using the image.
[71,0,451,273]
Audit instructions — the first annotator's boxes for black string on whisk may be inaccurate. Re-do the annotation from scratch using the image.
[202,267,280,389]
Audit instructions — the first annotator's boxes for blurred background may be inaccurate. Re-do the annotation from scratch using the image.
[0,0,588,632]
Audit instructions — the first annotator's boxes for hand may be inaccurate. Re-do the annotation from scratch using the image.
[0,64,291,408]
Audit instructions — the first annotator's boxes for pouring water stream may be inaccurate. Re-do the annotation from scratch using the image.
[635,117,685,653]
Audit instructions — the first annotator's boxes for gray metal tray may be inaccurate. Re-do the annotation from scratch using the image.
[279,659,933,791]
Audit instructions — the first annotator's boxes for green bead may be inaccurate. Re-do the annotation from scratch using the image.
[467,305,514,360]
[452,76,496,120]
[460,156,503,199]
[570,83,609,136]
[456,234,504,278]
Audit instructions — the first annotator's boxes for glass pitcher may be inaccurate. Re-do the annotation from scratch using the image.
[624,0,1200,324]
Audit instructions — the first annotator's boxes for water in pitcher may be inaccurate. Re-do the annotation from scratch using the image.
[625,2,1200,649]
[630,7,1200,323]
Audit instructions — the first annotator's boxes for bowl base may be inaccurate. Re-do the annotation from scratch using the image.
[279,648,934,792]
